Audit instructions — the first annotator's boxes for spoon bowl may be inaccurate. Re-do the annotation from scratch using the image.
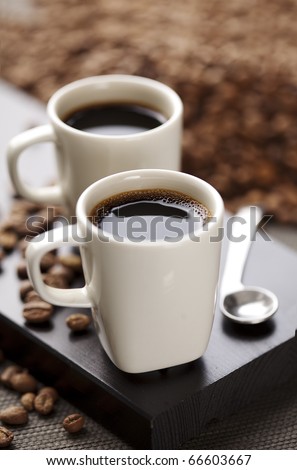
[219,206,279,324]
[221,285,278,324]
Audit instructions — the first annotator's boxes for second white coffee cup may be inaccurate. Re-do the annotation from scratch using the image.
[7,75,183,216]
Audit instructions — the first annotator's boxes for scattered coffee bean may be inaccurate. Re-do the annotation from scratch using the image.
[19,279,34,301]
[38,386,59,403]
[22,301,53,323]
[10,372,38,393]
[0,365,23,387]
[3,214,28,238]
[0,220,14,233]
[11,199,42,215]
[0,212,24,233]
[66,313,91,332]
[63,413,85,433]
[43,272,69,289]
[0,426,14,448]
[40,252,57,272]
[0,406,28,425]
[59,253,82,273]
[23,289,42,303]
[16,259,28,279]
[0,255,3,273]
[48,263,75,284]
[20,392,36,411]
[0,230,18,251]
[34,392,54,415]
[18,238,30,257]
[3,199,51,239]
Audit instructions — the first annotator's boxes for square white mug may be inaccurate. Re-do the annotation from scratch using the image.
[26,169,224,374]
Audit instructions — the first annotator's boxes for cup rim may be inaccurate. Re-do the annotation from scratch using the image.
[76,169,224,246]
[47,75,183,140]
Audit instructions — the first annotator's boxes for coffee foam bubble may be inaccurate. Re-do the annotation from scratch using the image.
[91,189,210,224]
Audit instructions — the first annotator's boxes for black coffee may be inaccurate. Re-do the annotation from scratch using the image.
[90,189,210,241]
[63,103,167,135]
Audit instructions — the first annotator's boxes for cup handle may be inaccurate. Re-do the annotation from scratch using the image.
[26,225,92,308]
[7,125,64,205]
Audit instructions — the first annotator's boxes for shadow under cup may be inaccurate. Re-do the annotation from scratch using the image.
[76,169,224,373]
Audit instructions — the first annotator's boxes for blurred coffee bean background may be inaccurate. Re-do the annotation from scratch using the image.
[2,0,297,225]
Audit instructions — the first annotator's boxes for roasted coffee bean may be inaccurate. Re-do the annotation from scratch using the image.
[66,313,91,332]
[63,413,85,433]
[48,264,75,284]
[16,259,28,279]
[0,426,14,448]
[34,393,54,415]
[38,386,59,403]
[19,279,34,301]
[22,301,53,323]
[23,289,42,303]
[0,219,14,233]
[11,199,42,215]
[10,372,38,393]
[0,249,4,273]
[59,253,82,273]
[18,238,30,257]
[40,252,57,272]
[0,365,23,387]
[20,392,36,411]
[43,272,69,289]
[0,230,18,251]
[0,406,28,425]
[5,214,29,238]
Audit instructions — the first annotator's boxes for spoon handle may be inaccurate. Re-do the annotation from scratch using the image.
[220,205,263,296]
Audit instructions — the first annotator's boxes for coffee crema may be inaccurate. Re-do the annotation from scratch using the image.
[90,189,210,242]
[63,103,167,136]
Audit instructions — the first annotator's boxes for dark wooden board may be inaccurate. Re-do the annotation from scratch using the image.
[1,223,297,449]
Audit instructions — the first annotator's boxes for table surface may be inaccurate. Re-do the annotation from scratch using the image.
[1,80,297,450]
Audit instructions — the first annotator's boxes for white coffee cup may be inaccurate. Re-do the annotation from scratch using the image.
[7,75,183,216]
[26,169,224,374]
